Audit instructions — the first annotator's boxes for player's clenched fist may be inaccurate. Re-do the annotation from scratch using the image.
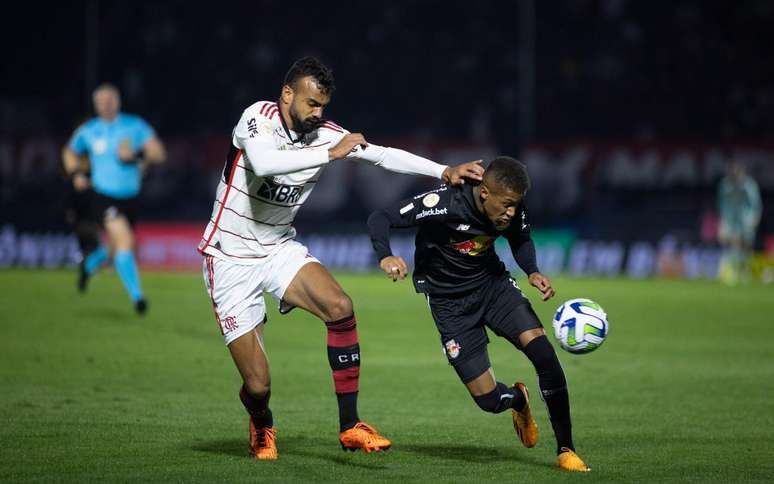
[379,255,408,282]
[329,133,368,160]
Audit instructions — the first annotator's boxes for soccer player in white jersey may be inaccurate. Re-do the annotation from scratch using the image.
[198,57,484,459]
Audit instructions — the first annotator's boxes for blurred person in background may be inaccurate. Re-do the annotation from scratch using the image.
[198,56,483,459]
[62,83,166,314]
[717,160,762,284]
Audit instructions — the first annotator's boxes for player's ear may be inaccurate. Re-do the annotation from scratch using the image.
[281,84,294,104]
[480,184,490,201]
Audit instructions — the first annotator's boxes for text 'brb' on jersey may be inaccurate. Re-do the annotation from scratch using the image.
[397,184,532,294]
[198,101,347,263]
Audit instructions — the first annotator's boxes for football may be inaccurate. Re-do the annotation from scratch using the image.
[552,298,609,354]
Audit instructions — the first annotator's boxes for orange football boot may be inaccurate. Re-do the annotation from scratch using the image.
[511,382,538,448]
[339,422,391,453]
[249,420,277,460]
[558,447,591,472]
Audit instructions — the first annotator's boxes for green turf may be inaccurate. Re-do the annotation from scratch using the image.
[1,269,773,483]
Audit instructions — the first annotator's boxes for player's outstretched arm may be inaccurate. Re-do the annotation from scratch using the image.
[346,141,483,186]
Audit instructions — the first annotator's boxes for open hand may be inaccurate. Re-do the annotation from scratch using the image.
[442,160,484,186]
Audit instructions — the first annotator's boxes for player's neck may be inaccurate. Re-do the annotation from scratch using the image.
[472,186,485,214]
[278,102,296,132]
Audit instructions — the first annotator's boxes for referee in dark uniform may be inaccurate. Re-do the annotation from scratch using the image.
[367,156,590,472]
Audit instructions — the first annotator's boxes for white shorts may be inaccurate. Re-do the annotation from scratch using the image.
[202,240,319,345]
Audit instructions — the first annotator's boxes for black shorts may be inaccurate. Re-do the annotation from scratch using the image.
[427,273,543,383]
[90,193,139,226]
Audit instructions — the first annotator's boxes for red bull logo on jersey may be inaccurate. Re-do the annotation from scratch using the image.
[444,339,461,359]
[450,235,495,256]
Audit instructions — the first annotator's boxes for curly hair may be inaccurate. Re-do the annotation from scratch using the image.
[283,56,336,96]
[485,156,531,194]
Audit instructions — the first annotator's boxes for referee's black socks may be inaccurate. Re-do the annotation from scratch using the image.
[523,335,574,454]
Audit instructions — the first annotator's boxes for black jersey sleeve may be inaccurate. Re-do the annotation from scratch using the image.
[505,203,539,275]
[367,186,453,261]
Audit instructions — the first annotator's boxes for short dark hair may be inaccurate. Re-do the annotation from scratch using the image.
[283,56,336,96]
[484,156,531,194]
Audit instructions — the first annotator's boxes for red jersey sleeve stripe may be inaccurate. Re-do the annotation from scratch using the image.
[320,123,344,133]
[200,149,242,252]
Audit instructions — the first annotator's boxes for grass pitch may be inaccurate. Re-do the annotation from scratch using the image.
[1,269,773,483]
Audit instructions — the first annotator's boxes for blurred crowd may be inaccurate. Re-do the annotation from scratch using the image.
[4,0,774,146]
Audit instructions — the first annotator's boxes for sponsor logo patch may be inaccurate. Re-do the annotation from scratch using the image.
[422,193,440,207]
[444,339,461,359]
[449,235,495,256]
[256,178,304,205]
[416,207,447,219]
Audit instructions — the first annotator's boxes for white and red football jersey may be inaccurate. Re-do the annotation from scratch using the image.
[198,100,447,263]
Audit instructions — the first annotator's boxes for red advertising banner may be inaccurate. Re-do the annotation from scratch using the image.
[135,223,203,271]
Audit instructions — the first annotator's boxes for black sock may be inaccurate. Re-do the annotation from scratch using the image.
[337,392,359,431]
[326,315,361,432]
[523,335,574,453]
[239,385,273,428]
[473,382,525,414]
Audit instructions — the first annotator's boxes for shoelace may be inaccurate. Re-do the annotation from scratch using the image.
[353,423,380,443]
[257,428,275,448]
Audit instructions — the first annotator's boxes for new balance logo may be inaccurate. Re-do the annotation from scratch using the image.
[256,178,303,205]
[455,224,470,231]
[416,207,447,219]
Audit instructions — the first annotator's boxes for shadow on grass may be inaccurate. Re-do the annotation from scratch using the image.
[191,435,390,470]
[192,438,246,458]
[72,305,131,321]
[399,443,553,469]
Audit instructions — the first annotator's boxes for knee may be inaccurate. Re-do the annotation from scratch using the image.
[323,293,353,322]
[243,374,271,398]
[523,335,559,369]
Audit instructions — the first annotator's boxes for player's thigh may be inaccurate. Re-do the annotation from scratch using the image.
[428,293,492,386]
[485,275,544,349]
[202,254,268,348]
[269,242,351,321]
[228,326,270,393]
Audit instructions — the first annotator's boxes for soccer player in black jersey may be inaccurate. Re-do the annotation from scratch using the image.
[367,156,590,472]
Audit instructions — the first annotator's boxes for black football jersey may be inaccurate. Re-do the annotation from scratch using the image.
[368,183,538,295]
